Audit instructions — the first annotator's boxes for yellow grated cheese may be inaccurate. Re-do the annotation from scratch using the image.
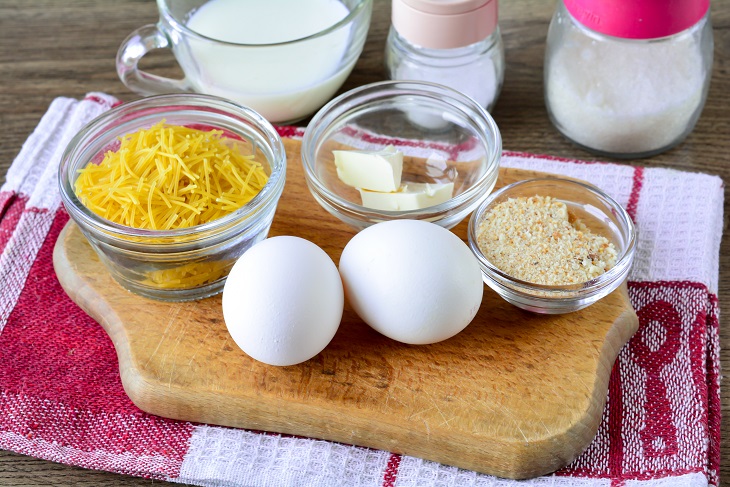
[74,121,269,230]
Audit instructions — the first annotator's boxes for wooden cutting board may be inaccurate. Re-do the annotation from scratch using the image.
[53,138,638,479]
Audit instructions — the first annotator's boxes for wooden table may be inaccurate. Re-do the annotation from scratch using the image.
[0,1,728,485]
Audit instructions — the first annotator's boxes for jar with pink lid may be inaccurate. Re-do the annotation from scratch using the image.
[544,0,714,158]
[384,0,504,113]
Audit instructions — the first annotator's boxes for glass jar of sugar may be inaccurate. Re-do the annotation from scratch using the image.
[384,0,504,113]
[544,0,713,158]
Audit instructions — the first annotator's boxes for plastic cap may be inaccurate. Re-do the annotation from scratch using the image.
[392,0,498,49]
[564,0,710,39]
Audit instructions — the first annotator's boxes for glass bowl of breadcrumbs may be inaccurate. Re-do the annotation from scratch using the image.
[467,177,636,314]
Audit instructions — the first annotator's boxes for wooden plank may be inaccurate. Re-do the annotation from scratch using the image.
[53,138,638,479]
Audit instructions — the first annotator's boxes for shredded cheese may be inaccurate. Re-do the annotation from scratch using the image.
[74,121,269,230]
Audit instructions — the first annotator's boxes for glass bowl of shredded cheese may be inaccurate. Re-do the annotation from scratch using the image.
[59,94,286,301]
[467,177,636,314]
[301,81,501,231]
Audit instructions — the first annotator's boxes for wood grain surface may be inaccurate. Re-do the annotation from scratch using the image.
[0,0,728,485]
[52,139,639,479]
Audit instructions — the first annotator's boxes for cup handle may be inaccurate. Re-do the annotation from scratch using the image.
[116,24,192,95]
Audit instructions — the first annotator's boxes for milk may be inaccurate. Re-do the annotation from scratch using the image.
[181,0,353,122]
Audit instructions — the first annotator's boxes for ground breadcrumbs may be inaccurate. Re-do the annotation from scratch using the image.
[477,195,617,285]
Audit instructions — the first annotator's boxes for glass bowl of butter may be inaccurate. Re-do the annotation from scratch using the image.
[301,81,502,231]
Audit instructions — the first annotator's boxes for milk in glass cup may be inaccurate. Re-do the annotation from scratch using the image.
[116,0,372,124]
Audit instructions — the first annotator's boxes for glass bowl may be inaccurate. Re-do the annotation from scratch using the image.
[58,94,286,302]
[467,178,636,314]
[301,81,502,231]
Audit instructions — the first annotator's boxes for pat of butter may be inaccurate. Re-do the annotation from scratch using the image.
[333,146,403,192]
[359,182,455,211]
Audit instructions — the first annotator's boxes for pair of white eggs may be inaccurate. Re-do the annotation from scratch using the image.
[222,219,484,366]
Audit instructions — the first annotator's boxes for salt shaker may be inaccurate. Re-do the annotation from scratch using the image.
[544,0,713,158]
[385,0,504,113]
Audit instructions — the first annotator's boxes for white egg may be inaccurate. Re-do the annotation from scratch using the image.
[339,220,483,345]
[222,236,344,366]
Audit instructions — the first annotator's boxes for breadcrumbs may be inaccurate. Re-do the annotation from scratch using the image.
[476,195,617,285]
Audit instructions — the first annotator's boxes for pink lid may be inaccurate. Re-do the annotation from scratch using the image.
[392,0,498,50]
[564,0,710,39]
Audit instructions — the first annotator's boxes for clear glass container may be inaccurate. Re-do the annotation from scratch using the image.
[301,81,502,232]
[59,94,286,302]
[385,26,505,113]
[544,1,713,158]
[468,178,637,314]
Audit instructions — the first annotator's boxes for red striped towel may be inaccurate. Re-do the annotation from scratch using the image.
[0,94,722,486]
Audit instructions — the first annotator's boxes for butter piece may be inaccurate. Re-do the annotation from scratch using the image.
[359,182,455,211]
[333,145,403,192]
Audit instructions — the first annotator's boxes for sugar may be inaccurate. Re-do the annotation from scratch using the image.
[546,28,706,155]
